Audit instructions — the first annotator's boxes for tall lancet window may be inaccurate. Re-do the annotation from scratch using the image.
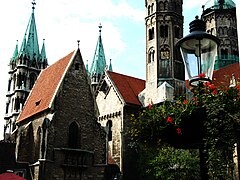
[68,121,80,149]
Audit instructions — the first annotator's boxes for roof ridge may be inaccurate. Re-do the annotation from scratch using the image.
[108,70,145,81]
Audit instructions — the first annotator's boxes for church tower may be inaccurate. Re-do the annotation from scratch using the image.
[202,0,239,70]
[89,24,107,92]
[4,1,48,139]
[139,0,185,106]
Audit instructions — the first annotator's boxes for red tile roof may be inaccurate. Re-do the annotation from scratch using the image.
[107,71,145,106]
[212,63,240,87]
[17,51,75,123]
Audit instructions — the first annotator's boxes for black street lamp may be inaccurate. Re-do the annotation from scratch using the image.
[176,16,220,180]
[176,16,220,87]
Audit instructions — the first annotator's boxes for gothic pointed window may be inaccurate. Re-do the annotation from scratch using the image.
[68,121,80,149]
[148,5,151,15]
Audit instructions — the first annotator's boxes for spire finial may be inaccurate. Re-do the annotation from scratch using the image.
[99,23,102,33]
[32,0,36,10]
[77,40,80,48]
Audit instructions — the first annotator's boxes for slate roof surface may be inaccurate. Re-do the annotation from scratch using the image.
[17,51,75,123]
[107,71,145,106]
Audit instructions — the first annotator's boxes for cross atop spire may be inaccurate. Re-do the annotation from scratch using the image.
[99,23,102,33]
[32,0,36,10]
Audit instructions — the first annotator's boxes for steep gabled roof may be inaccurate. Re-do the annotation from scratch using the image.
[17,51,75,123]
[107,71,145,106]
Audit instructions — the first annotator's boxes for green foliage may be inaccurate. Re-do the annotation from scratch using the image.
[130,83,240,179]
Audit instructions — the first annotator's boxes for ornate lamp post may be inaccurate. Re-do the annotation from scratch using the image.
[176,16,220,180]
[176,16,220,87]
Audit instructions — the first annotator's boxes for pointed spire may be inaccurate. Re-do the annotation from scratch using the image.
[89,23,107,76]
[19,0,40,61]
[40,39,47,62]
[19,34,27,57]
[109,59,113,71]
[77,40,80,49]
[11,40,18,62]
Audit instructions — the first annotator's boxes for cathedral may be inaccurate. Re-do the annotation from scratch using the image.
[0,0,239,180]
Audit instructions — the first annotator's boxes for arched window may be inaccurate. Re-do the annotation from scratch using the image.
[164,1,168,10]
[151,3,154,12]
[148,5,151,15]
[41,119,48,158]
[26,124,34,163]
[106,120,112,141]
[149,27,154,40]
[68,122,80,149]
[148,48,155,63]
[75,63,80,70]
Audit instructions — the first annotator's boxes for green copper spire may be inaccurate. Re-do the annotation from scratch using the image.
[19,1,40,61]
[11,40,18,62]
[89,24,107,76]
[19,34,27,57]
[109,59,113,71]
[40,39,47,62]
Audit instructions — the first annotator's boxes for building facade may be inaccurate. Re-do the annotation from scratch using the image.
[202,0,239,70]
[15,49,107,179]
[139,0,185,106]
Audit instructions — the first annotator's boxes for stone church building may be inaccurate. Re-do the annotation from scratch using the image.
[0,0,239,180]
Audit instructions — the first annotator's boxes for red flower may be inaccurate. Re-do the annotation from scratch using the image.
[148,103,152,110]
[212,89,217,95]
[198,73,205,78]
[183,99,188,104]
[208,84,216,90]
[204,81,211,87]
[238,86,240,90]
[167,116,174,124]
[176,128,182,135]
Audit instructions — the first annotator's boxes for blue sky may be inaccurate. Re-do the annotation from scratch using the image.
[0,0,206,138]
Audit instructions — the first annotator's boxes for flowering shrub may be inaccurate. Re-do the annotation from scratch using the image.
[130,82,240,179]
